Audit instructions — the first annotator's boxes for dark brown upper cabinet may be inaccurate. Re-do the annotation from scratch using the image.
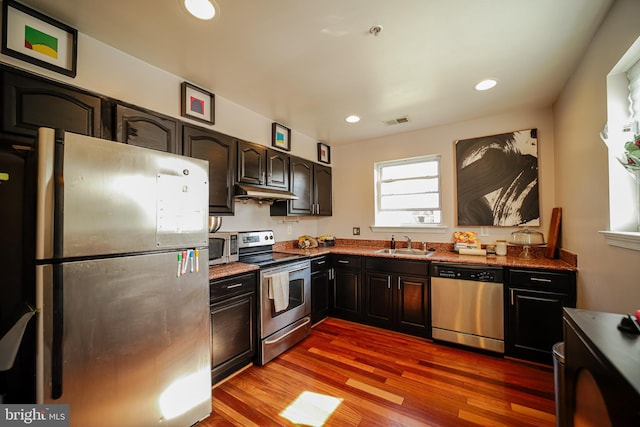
[183,124,236,215]
[314,163,332,216]
[1,68,106,145]
[115,103,179,153]
[271,156,332,216]
[237,139,289,189]
[266,148,289,189]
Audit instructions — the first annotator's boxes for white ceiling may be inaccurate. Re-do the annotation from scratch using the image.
[18,0,613,145]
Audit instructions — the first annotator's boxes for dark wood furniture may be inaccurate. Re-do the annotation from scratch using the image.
[209,272,257,384]
[270,156,332,216]
[363,257,430,337]
[183,124,236,215]
[236,139,289,189]
[310,255,332,324]
[1,67,106,145]
[114,103,180,153]
[563,308,640,427]
[331,254,362,321]
[505,268,576,364]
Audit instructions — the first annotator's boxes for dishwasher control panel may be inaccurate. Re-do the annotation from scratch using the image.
[431,263,503,283]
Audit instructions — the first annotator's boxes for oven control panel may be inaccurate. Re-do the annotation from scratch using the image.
[239,230,275,248]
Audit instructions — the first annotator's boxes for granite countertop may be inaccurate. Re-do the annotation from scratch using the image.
[209,239,577,279]
[208,262,259,280]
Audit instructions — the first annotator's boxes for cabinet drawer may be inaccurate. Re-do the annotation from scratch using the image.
[311,256,330,272]
[332,255,361,269]
[508,269,574,292]
[365,257,427,277]
[210,272,256,302]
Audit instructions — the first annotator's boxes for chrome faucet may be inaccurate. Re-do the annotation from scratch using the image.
[404,235,412,249]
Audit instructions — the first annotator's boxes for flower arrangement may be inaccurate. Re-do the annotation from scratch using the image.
[619,132,640,171]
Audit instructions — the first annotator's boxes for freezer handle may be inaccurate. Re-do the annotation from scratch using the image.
[51,264,63,399]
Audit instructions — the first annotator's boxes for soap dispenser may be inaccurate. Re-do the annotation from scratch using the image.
[390,235,396,249]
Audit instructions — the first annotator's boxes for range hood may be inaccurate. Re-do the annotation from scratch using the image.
[234,184,298,204]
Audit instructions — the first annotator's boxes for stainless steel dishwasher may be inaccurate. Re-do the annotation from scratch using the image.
[430,263,504,353]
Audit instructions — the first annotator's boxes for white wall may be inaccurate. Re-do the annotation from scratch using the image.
[328,108,556,245]
[553,0,640,313]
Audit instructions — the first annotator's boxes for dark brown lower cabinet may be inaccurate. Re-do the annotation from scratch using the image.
[505,268,576,364]
[210,273,256,384]
[311,256,331,324]
[331,255,361,321]
[364,258,430,337]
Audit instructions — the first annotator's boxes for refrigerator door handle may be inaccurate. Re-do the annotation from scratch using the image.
[51,264,64,399]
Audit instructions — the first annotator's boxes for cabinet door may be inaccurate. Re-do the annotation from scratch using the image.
[115,104,179,153]
[210,292,256,384]
[266,148,289,189]
[508,288,571,363]
[287,156,314,214]
[333,268,361,321]
[314,164,332,216]
[364,272,393,328]
[1,70,104,143]
[396,275,430,336]
[237,140,266,185]
[183,124,235,215]
[311,269,330,324]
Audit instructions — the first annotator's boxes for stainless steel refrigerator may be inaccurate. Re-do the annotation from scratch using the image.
[34,128,211,427]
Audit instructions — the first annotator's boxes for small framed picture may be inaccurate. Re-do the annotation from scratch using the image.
[181,82,215,124]
[317,142,331,164]
[1,0,78,77]
[272,123,291,151]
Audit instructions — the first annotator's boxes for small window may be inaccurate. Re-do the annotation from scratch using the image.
[374,155,442,226]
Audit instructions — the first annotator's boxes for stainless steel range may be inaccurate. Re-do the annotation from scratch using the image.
[238,230,311,365]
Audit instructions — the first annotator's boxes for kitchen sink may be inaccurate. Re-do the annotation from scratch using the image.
[374,248,436,257]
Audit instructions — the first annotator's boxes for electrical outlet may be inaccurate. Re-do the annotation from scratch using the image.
[287,224,293,234]
[480,227,489,237]
[353,227,360,235]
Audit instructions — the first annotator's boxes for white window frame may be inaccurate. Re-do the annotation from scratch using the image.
[600,36,640,251]
[372,155,446,232]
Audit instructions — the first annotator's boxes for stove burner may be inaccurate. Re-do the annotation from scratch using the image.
[237,230,306,268]
[239,251,305,267]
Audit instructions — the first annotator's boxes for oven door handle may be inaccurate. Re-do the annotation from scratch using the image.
[287,266,309,275]
[264,317,311,345]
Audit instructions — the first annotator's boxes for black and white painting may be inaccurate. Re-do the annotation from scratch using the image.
[455,129,539,226]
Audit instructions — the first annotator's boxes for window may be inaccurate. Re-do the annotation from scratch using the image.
[374,155,441,226]
[600,36,640,250]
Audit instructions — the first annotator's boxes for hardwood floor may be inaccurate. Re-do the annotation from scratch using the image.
[199,318,556,426]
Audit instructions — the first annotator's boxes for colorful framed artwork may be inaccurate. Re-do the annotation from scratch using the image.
[181,82,215,124]
[317,142,330,164]
[455,128,540,226]
[272,123,291,151]
[1,0,78,77]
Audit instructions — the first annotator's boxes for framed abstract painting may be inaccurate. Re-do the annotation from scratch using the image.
[181,82,215,124]
[272,122,291,151]
[455,128,540,226]
[1,0,78,77]
[317,142,330,164]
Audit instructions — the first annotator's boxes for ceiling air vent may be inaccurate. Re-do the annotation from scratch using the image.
[384,116,410,126]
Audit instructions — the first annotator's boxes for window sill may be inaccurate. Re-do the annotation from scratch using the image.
[370,225,449,234]
[599,231,640,251]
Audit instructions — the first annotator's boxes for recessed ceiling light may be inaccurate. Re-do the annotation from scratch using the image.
[184,0,217,20]
[475,79,497,91]
[345,115,360,123]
